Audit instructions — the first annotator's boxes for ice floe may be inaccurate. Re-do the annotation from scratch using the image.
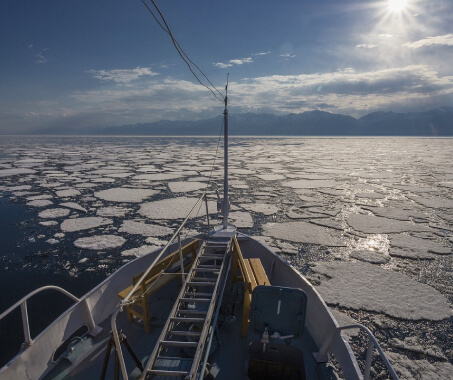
[349,250,390,264]
[74,235,126,250]
[60,202,87,213]
[168,181,206,193]
[27,199,53,207]
[55,189,81,197]
[387,352,453,380]
[347,214,429,234]
[389,234,451,260]
[239,203,279,216]
[311,261,452,320]
[61,217,112,232]
[38,208,71,219]
[0,168,35,177]
[119,220,173,237]
[94,187,158,203]
[121,245,158,257]
[97,206,132,217]
[283,179,338,189]
[262,221,345,246]
[139,196,217,220]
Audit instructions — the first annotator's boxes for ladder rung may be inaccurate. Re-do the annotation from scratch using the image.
[175,309,208,315]
[148,369,189,377]
[190,277,216,282]
[170,331,202,337]
[187,281,215,286]
[199,255,224,260]
[160,340,198,347]
[171,317,205,323]
[184,292,212,297]
[193,268,220,272]
[196,265,221,269]
[180,298,211,303]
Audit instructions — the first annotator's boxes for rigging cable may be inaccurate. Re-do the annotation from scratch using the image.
[141,0,225,102]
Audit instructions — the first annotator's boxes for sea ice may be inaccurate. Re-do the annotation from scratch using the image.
[228,211,254,228]
[61,217,112,232]
[38,208,71,219]
[97,206,132,217]
[27,199,53,207]
[282,179,338,189]
[254,174,286,181]
[262,221,345,246]
[139,196,217,220]
[60,202,87,213]
[408,195,453,209]
[55,189,81,197]
[239,203,279,216]
[121,245,157,257]
[355,192,385,199]
[74,235,126,250]
[119,220,173,237]
[388,234,451,259]
[362,206,427,222]
[349,250,390,264]
[347,214,429,234]
[94,187,158,203]
[311,261,452,320]
[387,352,453,380]
[0,168,35,177]
[168,181,206,193]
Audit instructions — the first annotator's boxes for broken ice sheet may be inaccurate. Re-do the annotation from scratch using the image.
[38,208,71,219]
[262,221,345,246]
[61,217,112,232]
[119,220,173,237]
[347,213,430,234]
[388,234,451,260]
[349,250,390,264]
[139,196,217,220]
[94,187,158,203]
[96,206,132,217]
[311,261,452,320]
[239,203,279,216]
[283,179,338,189]
[168,181,206,193]
[386,351,453,380]
[74,235,126,250]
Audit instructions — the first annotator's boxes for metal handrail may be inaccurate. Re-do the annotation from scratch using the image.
[111,192,211,380]
[316,323,399,380]
[0,285,100,349]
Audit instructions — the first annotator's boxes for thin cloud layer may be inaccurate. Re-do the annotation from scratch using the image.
[87,67,159,83]
[213,57,253,69]
[403,34,453,48]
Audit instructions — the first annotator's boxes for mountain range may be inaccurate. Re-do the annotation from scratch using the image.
[35,106,453,136]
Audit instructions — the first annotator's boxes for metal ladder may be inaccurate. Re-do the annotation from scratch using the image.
[143,236,233,379]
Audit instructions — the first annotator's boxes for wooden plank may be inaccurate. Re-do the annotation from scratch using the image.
[248,258,270,286]
[243,259,257,291]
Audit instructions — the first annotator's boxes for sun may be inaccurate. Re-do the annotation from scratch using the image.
[388,0,408,12]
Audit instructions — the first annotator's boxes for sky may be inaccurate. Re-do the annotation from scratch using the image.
[1,0,452,133]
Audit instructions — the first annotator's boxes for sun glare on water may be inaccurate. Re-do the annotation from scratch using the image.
[388,0,408,12]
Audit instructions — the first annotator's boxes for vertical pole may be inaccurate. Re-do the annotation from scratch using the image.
[178,232,185,283]
[204,194,210,231]
[223,76,229,229]
[364,337,374,380]
[20,301,32,348]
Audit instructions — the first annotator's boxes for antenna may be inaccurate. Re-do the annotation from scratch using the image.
[222,74,229,229]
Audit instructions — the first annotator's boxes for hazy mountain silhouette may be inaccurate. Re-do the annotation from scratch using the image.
[34,107,453,136]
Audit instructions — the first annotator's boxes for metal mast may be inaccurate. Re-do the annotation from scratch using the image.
[222,76,229,229]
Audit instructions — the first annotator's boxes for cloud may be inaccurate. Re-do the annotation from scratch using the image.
[378,34,394,38]
[87,67,159,83]
[356,44,379,48]
[253,51,271,56]
[403,33,453,48]
[213,57,253,68]
[280,53,296,58]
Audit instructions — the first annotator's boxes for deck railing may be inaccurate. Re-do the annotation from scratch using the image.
[0,285,100,350]
[316,323,399,380]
